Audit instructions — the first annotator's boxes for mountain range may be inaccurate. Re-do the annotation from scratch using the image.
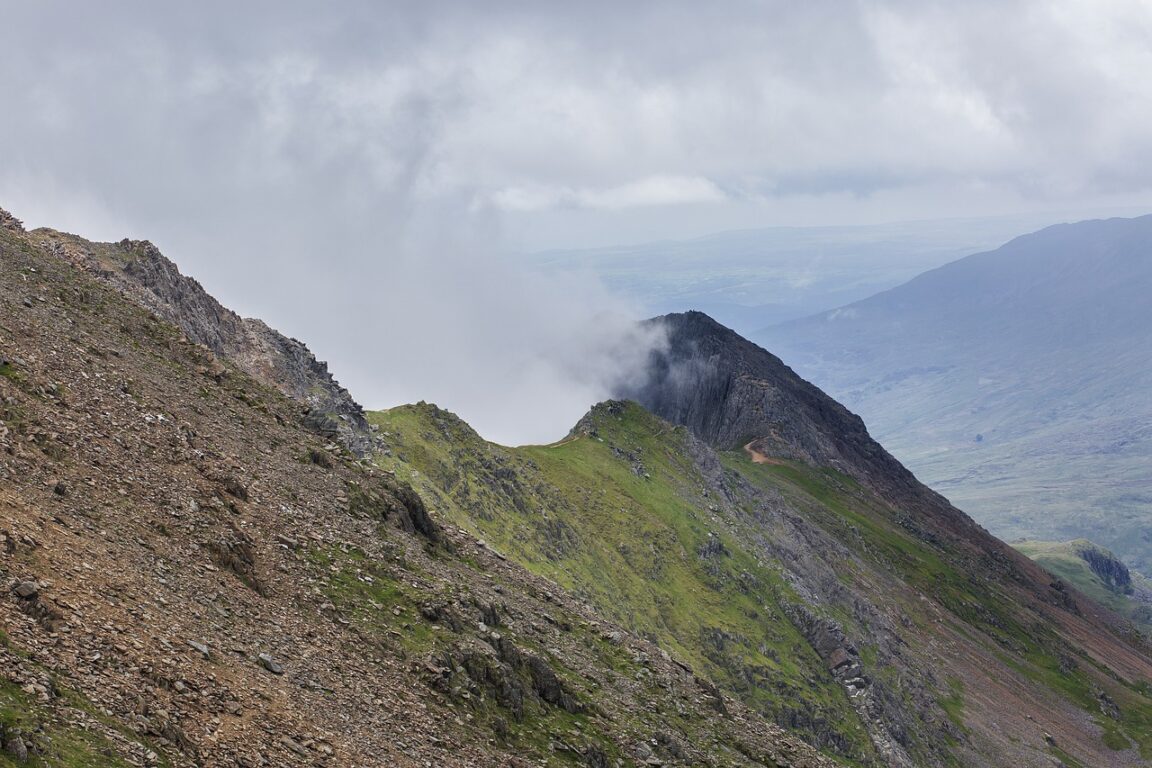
[757,215,1152,574]
[4,205,1152,766]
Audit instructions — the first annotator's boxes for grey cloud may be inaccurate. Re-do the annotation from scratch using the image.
[1,1,1150,441]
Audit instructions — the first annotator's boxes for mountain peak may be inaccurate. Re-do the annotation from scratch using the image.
[621,310,936,507]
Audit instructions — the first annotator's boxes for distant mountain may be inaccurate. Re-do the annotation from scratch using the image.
[757,215,1152,572]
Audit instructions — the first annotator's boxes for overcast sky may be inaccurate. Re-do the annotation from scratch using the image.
[3,1,1151,442]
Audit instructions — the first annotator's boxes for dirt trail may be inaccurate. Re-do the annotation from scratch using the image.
[744,441,786,465]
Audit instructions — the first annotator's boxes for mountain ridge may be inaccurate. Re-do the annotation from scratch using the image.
[1,206,846,766]
[375,307,1152,766]
[22,221,376,456]
[7,206,1152,766]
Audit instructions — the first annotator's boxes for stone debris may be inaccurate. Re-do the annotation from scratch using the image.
[258,653,285,675]
[4,734,29,762]
[186,639,210,657]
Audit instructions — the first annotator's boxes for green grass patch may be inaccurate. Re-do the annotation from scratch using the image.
[1014,539,1151,631]
[0,360,20,383]
[309,545,439,655]
[368,402,876,763]
[940,677,967,733]
[1047,742,1087,768]
[1099,719,1132,751]
[0,679,136,767]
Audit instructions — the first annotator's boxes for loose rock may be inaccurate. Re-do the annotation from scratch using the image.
[258,653,285,675]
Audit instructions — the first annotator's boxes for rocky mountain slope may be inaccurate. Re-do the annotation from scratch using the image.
[17,217,374,455]
[1,208,839,767]
[7,204,1152,767]
[371,311,1152,767]
[755,215,1152,573]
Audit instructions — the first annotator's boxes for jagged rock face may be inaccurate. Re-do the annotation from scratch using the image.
[117,240,247,352]
[32,234,375,455]
[1073,540,1134,595]
[0,207,24,233]
[619,311,938,506]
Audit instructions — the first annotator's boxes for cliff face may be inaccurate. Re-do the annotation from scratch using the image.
[27,228,375,455]
[1074,540,1135,595]
[618,311,953,511]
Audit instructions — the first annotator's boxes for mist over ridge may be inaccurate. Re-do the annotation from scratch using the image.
[335,227,669,446]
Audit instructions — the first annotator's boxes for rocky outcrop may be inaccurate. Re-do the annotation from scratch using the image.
[34,233,375,455]
[782,603,916,768]
[617,311,954,512]
[117,239,374,455]
[346,475,439,541]
[1072,540,1133,595]
[0,207,24,233]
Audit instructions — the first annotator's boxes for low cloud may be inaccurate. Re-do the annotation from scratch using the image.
[333,220,668,445]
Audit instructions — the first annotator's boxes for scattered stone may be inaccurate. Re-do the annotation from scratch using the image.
[187,639,211,657]
[12,581,38,599]
[274,534,300,551]
[207,525,265,594]
[3,734,29,762]
[222,477,249,501]
[258,653,284,675]
[280,736,309,757]
[0,206,25,232]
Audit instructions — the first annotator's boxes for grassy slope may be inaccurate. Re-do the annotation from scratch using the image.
[369,400,1152,766]
[0,641,141,768]
[1015,540,1152,629]
[369,402,876,764]
[735,456,1152,762]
